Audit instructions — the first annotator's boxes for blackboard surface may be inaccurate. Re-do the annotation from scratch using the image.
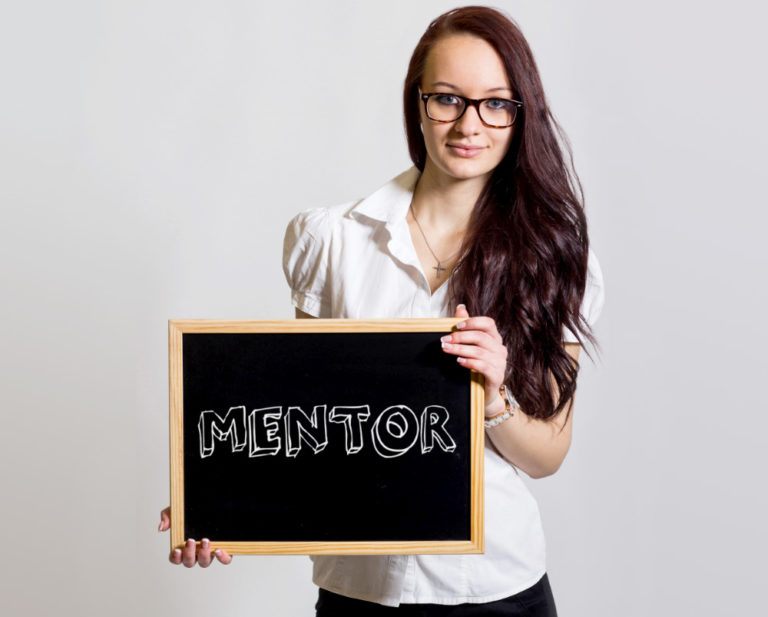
[169,319,484,555]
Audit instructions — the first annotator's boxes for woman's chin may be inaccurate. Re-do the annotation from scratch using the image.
[437,161,495,183]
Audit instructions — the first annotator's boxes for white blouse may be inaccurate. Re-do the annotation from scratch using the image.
[282,167,605,607]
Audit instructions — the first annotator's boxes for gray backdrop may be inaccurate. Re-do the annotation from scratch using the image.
[1,1,766,615]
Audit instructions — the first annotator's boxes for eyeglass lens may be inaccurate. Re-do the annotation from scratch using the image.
[426,94,516,127]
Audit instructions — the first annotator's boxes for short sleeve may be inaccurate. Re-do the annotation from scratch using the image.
[563,248,605,343]
[282,208,333,317]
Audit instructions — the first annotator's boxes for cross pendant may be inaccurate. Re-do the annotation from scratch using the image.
[433,262,447,278]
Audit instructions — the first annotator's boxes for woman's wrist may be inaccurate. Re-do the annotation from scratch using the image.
[484,385,518,428]
[484,392,507,419]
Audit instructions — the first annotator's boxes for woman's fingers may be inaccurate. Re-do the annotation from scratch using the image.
[442,332,506,368]
[168,539,232,567]
[454,304,470,319]
[197,538,213,568]
[452,306,501,343]
[214,548,233,565]
[456,316,503,342]
[443,341,500,365]
[443,329,501,352]
[447,340,505,382]
[158,507,171,532]
[182,538,198,567]
[445,309,507,398]
[456,355,500,378]
[457,355,504,382]
[458,319,502,342]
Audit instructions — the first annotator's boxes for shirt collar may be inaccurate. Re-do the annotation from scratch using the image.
[349,167,420,228]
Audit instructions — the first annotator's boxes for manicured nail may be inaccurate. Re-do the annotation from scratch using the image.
[457,357,466,364]
[187,538,195,545]
[457,304,465,310]
[173,549,181,558]
[202,538,209,548]
[214,549,222,556]
[158,522,163,532]
[457,321,466,329]
[441,341,452,350]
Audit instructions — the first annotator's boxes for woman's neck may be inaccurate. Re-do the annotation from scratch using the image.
[411,161,489,234]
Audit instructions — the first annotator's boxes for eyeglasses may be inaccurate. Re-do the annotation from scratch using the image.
[420,92,523,129]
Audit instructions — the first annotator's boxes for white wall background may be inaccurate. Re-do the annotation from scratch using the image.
[1,1,766,615]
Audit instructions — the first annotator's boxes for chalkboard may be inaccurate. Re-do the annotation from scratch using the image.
[169,319,484,555]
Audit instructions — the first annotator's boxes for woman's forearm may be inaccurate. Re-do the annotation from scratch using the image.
[485,343,580,479]
[486,400,573,478]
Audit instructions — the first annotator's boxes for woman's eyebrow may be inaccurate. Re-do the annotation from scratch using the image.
[430,81,512,94]
[431,81,460,90]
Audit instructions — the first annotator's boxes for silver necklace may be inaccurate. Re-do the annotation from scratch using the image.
[409,204,463,278]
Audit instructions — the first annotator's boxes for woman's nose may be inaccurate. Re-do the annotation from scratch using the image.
[453,104,483,135]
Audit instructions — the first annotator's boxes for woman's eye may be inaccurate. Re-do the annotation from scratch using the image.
[484,98,510,110]
[434,94,460,106]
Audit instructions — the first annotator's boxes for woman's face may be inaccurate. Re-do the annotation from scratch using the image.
[419,34,515,185]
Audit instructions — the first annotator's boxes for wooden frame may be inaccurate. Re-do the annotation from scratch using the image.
[169,318,485,555]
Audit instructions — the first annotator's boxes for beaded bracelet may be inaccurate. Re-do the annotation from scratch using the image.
[484,384,518,429]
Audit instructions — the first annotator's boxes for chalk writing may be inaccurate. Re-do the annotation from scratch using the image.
[198,406,247,458]
[247,407,282,457]
[329,405,370,454]
[285,405,328,457]
[371,405,420,459]
[197,404,457,459]
[420,405,457,453]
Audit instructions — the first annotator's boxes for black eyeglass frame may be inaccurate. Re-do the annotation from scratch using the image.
[420,92,524,129]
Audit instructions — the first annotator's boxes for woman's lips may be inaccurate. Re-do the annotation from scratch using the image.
[447,143,485,158]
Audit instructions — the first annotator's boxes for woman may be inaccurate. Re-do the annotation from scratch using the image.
[160,6,604,616]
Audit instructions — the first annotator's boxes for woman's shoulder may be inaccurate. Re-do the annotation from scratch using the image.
[285,200,362,241]
[287,167,419,237]
[284,167,419,249]
[282,199,369,317]
[282,200,367,280]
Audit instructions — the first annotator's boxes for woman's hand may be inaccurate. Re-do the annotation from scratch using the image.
[442,306,580,478]
[158,507,233,567]
[441,304,508,418]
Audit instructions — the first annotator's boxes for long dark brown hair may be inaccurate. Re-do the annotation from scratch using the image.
[404,6,597,422]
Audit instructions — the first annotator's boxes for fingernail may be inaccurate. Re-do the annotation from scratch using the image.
[441,341,452,350]
[173,549,181,558]
[457,321,466,329]
[214,549,222,556]
[440,335,450,342]
[158,522,163,532]
[457,304,465,310]
[202,538,209,548]
[457,357,466,364]
[187,538,195,545]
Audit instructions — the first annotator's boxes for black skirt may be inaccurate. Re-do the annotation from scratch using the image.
[315,573,557,617]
